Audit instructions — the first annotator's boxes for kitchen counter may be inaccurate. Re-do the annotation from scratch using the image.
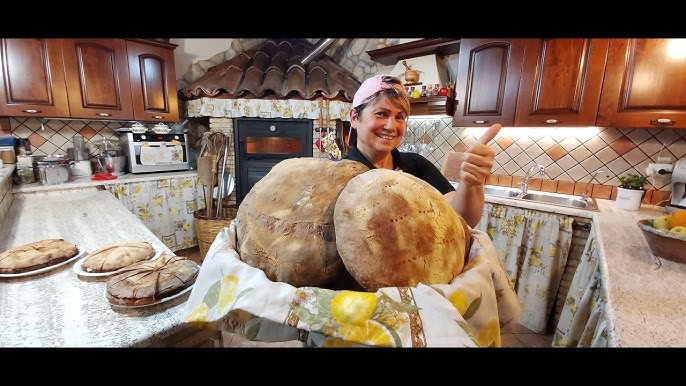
[11,169,198,196]
[485,192,686,347]
[0,189,191,347]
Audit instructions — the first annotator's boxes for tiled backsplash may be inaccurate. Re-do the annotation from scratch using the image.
[6,116,686,206]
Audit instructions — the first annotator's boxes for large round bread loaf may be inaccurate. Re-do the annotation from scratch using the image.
[236,157,369,287]
[334,169,468,292]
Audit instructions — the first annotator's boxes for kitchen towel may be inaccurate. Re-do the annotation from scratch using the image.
[140,142,184,165]
[185,220,521,347]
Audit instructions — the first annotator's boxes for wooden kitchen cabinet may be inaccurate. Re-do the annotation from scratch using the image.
[514,38,609,127]
[0,38,179,123]
[597,38,686,129]
[61,38,134,121]
[452,38,525,127]
[0,38,70,118]
[125,39,180,122]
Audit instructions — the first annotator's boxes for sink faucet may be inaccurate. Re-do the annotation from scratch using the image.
[520,164,546,195]
[581,170,606,201]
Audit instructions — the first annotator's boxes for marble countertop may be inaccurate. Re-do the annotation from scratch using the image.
[0,189,188,347]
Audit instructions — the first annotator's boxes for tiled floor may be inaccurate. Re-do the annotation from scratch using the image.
[175,245,554,348]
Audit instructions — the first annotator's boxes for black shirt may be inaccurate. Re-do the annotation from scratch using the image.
[344,147,456,195]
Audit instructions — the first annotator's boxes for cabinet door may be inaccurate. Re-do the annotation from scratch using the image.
[597,38,686,129]
[452,38,525,127]
[0,38,70,118]
[126,40,179,123]
[61,38,134,121]
[515,38,609,127]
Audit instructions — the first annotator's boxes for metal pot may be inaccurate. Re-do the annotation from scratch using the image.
[403,69,420,83]
[97,155,127,175]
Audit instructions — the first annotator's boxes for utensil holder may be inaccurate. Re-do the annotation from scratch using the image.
[194,204,238,262]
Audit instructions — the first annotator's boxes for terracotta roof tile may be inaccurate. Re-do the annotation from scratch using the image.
[179,38,360,102]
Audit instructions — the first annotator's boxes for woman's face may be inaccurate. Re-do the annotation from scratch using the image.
[352,95,407,155]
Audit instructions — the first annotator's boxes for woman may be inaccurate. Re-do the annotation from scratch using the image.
[345,74,500,227]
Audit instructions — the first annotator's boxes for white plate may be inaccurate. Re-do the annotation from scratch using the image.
[107,282,195,309]
[73,248,164,278]
[0,244,86,279]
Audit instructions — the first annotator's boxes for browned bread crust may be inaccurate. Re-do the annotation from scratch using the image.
[0,239,79,274]
[82,241,155,273]
[236,157,369,287]
[105,254,199,306]
[334,169,467,292]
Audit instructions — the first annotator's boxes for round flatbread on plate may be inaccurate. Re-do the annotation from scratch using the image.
[0,239,80,275]
[81,241,156,273]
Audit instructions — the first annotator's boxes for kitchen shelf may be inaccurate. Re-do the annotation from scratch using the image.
[410,96,455,117]
[367,38,460,66]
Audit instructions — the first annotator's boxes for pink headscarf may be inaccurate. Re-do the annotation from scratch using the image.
[352,74,393,108]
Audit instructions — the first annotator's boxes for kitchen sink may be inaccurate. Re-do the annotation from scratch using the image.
[519,192,599,211]
[450,183,599,211]
[483,186,521,198]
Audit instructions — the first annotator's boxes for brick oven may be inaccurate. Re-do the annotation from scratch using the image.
[179,38,361,205]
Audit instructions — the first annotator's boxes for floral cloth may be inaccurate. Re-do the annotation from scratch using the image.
[184,220,522,348]
[106,176,204,252]
[185,97,352,121]
[475,203,574,334]
[553,223,609,347]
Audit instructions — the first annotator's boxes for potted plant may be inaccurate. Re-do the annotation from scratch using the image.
[616,173,649,211]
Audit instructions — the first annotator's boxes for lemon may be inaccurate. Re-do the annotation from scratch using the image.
[653,215,670,230]
[669,226,686,236]
[330,291,377,326]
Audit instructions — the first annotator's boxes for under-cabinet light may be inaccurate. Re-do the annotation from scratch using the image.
[463,126,602,142]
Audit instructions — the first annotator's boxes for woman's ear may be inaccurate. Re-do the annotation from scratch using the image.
[349,108,358,127]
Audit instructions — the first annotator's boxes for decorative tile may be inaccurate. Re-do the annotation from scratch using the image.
[559,136,581,152]
[608,135,636,156]
[496,135,514,150]
[546,144,567,161]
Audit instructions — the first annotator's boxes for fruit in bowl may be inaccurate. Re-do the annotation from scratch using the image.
[638,210,686,264]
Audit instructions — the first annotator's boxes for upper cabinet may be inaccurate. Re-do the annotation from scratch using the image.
[0,39,70,118]
[0,38,179,123]
[597,38,686,129]
[514,38,609,127]
[126,39,179,122]
[452,38,525,127]
[61,38,134,120]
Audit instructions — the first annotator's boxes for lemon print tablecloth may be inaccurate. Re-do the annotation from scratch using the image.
[185,220,522,347]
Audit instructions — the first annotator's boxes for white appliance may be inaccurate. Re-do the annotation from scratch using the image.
[668,157,686,211]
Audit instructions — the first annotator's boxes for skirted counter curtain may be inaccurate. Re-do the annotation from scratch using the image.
[474,202,574,334]
[106,176,205,252]
[552,223,609,347]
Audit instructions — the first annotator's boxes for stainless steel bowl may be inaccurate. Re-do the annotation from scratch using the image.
[97,155,126,175]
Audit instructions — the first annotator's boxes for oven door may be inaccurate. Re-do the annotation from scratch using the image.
[235,118,313,203]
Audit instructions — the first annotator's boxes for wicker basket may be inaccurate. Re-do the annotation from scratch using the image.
[194,204,238,262]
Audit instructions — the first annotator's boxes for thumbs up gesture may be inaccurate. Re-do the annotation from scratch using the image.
[459,124,501,186]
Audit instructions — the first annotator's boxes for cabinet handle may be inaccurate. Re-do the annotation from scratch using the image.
[650,118,675,125]
[97,113,112,117]
[152,116,164,120]
[543,119,562,124]
[473,120,489,124]
[22,109,41,114]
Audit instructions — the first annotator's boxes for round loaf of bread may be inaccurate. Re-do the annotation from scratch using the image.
[81,241,156,273]
[0,239,79,274]
[106,254,199,307]
[236,157,369,287]
[334,169,468,292]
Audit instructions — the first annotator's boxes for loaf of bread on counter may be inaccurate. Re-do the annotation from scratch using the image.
[236,157,369,288]
[0,238,79,274]
[82,241,156,273]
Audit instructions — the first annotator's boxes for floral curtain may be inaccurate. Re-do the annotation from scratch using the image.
[185,97,352,121]
[474,203,574,334]
[552,224,609,347]
[106,176,204,252]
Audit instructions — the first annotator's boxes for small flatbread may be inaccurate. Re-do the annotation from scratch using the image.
[81,241,155,273]
[106,254,199,306]
[0,239,79,274]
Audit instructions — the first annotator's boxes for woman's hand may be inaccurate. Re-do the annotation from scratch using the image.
[459,124,500,186]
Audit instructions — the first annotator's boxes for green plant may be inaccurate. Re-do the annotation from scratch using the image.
[618,173,649,190]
